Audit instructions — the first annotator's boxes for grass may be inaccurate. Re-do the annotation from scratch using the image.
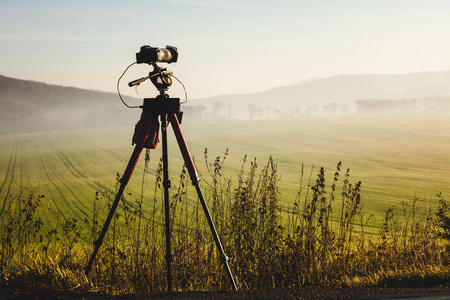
[1,113,450,295]
[2,113,449,230]
[183,114,450,229]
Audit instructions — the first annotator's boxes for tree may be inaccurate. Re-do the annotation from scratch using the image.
[213,101,224,120]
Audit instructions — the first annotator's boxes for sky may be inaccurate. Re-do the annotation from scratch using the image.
[1,0,450,100]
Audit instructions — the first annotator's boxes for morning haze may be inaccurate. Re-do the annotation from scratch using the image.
[2,70,450,133]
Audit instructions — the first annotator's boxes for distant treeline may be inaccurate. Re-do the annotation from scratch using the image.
[183,96,450,122]
[356,96,450,115]
[182,102,354,121]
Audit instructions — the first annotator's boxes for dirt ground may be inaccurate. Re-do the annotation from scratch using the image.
[125,287,450,300]
[7,286,450,299]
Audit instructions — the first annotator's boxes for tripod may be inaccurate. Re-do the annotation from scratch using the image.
[85,65,237,292]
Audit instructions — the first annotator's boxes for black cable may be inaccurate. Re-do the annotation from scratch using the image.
[117,62,141,109]
[172,75,188,104]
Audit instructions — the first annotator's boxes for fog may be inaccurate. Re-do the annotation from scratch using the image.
[1,71,450,135]
[182,71,450,122]
[0,74,143,134]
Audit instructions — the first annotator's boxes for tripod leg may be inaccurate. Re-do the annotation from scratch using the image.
[161,114,173,292]
[85,114,157,275]
[168,113,238,291]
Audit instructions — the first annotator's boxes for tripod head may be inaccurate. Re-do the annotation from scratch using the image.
[128,63,174,94]
[149,64,173,93]
[128,62,180,120]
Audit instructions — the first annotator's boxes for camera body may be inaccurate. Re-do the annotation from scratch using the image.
[136,45,178,64]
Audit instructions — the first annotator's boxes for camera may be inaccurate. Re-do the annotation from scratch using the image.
[136,45,178,64]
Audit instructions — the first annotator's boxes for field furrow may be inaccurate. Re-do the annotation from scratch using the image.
[42,133,145,228]
[44,135,90,179]
[0,137,18,216]
[45,137,130,215]
[99,147,129,165]
[34,148,80,222]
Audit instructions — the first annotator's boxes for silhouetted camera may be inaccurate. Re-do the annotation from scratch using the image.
[136,45,178,64]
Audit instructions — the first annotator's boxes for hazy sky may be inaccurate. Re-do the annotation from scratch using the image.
[1,0,450,99]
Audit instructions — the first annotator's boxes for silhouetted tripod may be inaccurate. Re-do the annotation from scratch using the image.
[85,64,237,292]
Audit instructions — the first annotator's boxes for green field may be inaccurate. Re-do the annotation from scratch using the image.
[1,113,449,233]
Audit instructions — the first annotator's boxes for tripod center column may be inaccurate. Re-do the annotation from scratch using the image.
[160,113,173,291]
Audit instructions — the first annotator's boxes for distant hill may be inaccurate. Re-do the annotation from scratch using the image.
[0,74,141,134]
[2,71,450,134]
[184,71,450,120]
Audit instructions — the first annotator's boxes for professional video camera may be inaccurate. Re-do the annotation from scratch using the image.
[136,45,178,64]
